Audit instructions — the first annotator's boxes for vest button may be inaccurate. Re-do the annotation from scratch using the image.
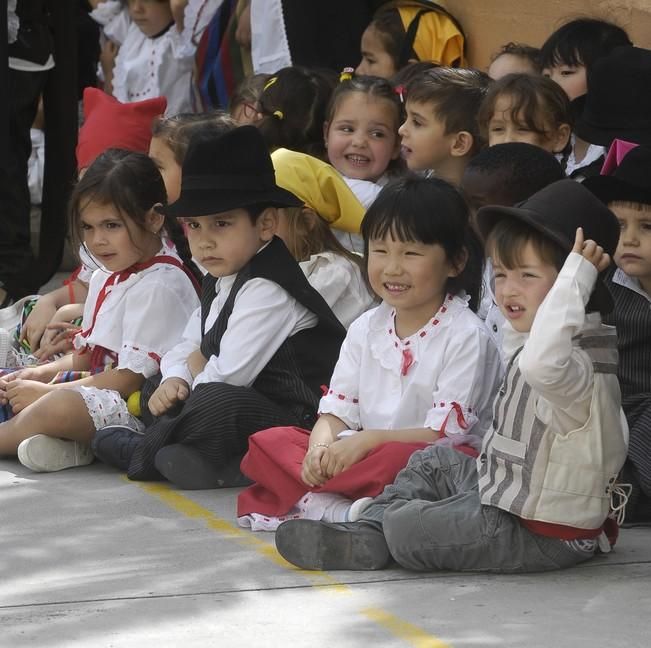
[480,453,487,463]
[492,324,498,332]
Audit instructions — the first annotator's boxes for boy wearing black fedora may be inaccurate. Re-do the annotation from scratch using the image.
[584,145,651,522]
[92,126,346,489]
[274,180,629,573]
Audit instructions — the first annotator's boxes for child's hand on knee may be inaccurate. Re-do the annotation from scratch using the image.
[301,445,329,487]
[573,227,611,272]
[322,435,371,478]
[6,379,53,413]
[148,378,190,417]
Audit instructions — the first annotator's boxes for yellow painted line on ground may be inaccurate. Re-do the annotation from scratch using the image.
[134,481,349,593]
[361,608,452,648]
[132,480,451,647]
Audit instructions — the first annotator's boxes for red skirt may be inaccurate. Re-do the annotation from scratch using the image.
[237,426,476,517]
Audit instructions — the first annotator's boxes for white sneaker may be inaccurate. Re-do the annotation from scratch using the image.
[347,496,374,521]
[17,435,94,472]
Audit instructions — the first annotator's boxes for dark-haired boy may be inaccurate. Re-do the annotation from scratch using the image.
[275,180,628,573]
[399,67,491,185]
[93,126,346,489]
[585,145,651,521]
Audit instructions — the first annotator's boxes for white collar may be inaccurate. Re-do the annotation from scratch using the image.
[612,268,651,303]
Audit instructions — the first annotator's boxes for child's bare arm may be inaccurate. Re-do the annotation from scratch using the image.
[301,414,349,487]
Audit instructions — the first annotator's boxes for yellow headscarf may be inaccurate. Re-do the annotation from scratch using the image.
[271,148,365,234]
[397,4,465,67]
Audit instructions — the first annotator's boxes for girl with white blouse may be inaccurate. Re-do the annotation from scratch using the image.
[237,176,503,530]
[0,150,200,472]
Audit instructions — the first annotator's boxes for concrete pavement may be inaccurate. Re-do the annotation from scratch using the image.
[1,458,650,648]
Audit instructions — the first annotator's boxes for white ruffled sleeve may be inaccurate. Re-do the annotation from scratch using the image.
[90,1,130,45]
[424,323,500,442]
[119,274,198,378]
[317,314,367,429]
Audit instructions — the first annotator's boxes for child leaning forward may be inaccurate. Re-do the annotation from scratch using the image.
[274,180,629,573]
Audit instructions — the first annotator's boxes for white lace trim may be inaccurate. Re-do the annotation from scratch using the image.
[119,345,161,378]
[89,0,122,26]
[369,294,469,373]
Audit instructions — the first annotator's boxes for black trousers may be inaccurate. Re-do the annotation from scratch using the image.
[0,68,47,299]
[128,382,302,481]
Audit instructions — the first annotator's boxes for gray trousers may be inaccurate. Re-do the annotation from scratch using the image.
[361,446,595,573]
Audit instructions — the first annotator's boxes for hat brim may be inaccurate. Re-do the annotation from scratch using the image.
[476,203,614,314]
[158,187,303,218]
[582,175,651,206]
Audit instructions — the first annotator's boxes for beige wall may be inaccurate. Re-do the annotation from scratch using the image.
[441,0,651,70]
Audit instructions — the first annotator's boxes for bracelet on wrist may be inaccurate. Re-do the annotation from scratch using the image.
[308,442,330,452]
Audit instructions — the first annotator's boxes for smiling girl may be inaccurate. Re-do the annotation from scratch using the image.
[237,176,503,531]
[0,150,200,472]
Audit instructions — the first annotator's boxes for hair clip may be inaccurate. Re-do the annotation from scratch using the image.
[263,76,278,91]
[273,110,284,120]
[339,67,354,83]
[394,85,406,104]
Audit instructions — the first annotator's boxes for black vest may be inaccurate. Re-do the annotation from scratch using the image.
[200,237,346,425]
[604,271,651,401]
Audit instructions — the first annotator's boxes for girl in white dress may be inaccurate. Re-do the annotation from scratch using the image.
[237,176,503,530]
[0,150,200,472]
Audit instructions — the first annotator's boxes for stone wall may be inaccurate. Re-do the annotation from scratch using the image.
[442,0,651,69]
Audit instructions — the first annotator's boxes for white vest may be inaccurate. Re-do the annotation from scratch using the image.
[477,325,628,529]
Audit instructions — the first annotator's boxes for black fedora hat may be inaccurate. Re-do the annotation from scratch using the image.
[573,46,651,147]
[160,125,303,218]
[583,145,651,206]
[476,179,620,314]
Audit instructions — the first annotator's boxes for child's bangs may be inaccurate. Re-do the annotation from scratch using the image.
[503,90,549,135]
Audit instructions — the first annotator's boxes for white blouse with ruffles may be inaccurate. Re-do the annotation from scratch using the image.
[74,248,200,378]
[319,296,503,447]
[91,1,195,116]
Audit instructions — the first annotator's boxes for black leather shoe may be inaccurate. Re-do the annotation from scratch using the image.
[275,519,391,571]
[91,426,142,470]
[154,445,252,490]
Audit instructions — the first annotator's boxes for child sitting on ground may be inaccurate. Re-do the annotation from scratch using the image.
[478,74,572,165]
[237,176,502,531]
[356,1,465,78]
[274,179,629,573]
[92,126,346,490]
[1,88,168,365]
[0,150,200,471]
[399,67,491,186]
[584,144,651,522]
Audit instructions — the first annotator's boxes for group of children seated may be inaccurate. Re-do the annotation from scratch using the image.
[0,7,650,576]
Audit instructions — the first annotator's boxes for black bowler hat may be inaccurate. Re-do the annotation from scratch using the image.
[583,145,651,206]
[159,126,303,218]
[573,46,651,147]
[476,179,620,314]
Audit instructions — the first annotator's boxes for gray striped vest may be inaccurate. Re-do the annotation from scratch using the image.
[477,325,628,529]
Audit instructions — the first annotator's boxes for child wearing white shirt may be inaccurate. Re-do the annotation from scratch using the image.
[92,126,346,489]
[237,176,502,531]
[90,0,197,115]
[0,150,200,472]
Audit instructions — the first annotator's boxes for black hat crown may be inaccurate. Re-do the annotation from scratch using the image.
[476,179,620,313]
[160,125,302,218]
[573,46,651,147]
[583,145,651,206]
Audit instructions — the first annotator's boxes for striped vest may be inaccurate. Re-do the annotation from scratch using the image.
[477,325,628,529]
